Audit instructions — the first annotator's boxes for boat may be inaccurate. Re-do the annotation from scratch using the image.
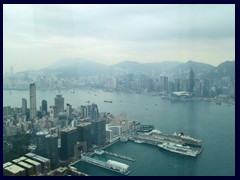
[104,100,113,103]
[158,142,201,157]
[120,136,128,142]
[134,140,143,144]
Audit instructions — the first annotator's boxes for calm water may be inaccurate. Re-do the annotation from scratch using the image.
[3,89,235,176]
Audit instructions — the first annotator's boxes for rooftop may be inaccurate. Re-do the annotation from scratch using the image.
[17,161,33,169]
[24,158,41,166]
[4,164,25,174]
[3,162,13,168]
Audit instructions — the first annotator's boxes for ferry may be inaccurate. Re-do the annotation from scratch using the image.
[104,100,113,103]
[158,142,201,157]
[134,140,143,144]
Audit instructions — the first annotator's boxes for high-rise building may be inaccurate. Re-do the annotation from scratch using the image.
[91,119,106,146]
[60,128,78,160]
[189,69,195,93]
[90,103,99,120]
[29,83,36,119]
[163,76,168,92]
[66,103,72,116]
[50,105,58,120]
[45,134,59,169]
[81,106,88,118]
[22,98,27,115]
[36,131,49,157]
[54,95,64,114]
[77,122,92,150]
[42,100,47,114]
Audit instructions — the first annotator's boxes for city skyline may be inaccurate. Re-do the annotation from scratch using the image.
[3,4,235,74]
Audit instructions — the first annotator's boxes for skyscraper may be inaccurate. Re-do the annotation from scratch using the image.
[163,76,168,92]
[60,128,78,160]
[36,131,49,157]
[189,69,195,93]
[91,119,106,146]
[90,103,99,120]
[77,123,92,150]
[29,83,36,119]
[42,100,47,114]
[46,134,59,169]
[66,103,72,116]
[22,98,27,115]
[54,95,64,114]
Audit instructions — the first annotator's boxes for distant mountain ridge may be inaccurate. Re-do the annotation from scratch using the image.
[24,58,235,80]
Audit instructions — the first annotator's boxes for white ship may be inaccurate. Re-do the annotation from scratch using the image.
[134,140,143,143]
[158,142,201,157]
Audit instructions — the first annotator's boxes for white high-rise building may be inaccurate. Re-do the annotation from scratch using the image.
[29,83,36,119]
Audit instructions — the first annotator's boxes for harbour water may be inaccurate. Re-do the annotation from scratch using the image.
[3,89,235,176]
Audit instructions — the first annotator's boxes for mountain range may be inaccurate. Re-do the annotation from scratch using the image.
[20,58,235,80]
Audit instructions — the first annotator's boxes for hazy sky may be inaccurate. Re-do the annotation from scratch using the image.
[3,4,235,74]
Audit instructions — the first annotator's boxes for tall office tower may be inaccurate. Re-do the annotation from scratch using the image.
[60,128,78,160]
[22,98,27,115]
[36,131,49,157]
[91,119,106,146]
[42,100,47,114]
[54,95,64,114]
[163,76,168,92]
[90,103,99,120]
[77,122,92,150]
[66,103,72,116]
[50,105,58,119]
[188,69,195,93]
[46,134,59,169]
[29,83,36,119]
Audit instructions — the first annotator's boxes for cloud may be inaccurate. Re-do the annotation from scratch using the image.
[3,4,235,73]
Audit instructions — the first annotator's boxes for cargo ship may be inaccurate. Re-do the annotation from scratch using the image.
[158,142,202,157]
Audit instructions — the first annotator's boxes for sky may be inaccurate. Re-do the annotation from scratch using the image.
[3,4,235,74]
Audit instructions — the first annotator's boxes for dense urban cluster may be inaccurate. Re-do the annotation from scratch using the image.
[3,83,137,176]
[4,66,235,99]
[3,68,235,176]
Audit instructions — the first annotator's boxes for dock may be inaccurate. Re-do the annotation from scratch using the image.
[103,151,136,162]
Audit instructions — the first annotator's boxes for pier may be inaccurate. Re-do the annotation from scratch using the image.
[103,151,136,162]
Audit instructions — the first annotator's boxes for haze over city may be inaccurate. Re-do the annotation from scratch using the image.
[3,4,235,74]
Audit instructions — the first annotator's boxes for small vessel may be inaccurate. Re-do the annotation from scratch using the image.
[120,136,128,142]
[134,140,143,144]
[158,142,201,157]
[104,100,113,103]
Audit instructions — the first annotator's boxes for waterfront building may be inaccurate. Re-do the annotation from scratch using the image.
[54,95,64,114]
[91,118,106,146]
[189,69,195,93]
[106,125,122,142]
[22,98,27,115]
[60,127,78,160]
[90,103,100,120]
[29,83,36,119]
[77,122,92,150]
